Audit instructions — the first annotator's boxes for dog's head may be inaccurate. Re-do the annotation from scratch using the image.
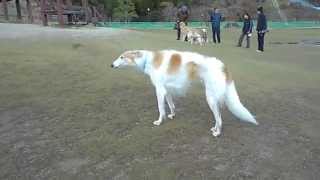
[179,22,186,28]
[111,50,143,69]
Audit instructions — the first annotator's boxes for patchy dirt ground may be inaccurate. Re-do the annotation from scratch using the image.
[0,23,319,180]
[0,23,130,40]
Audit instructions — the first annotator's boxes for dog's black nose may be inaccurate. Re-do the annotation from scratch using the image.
[110,64,114,68]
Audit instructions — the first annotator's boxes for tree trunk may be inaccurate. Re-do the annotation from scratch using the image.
[26,0,33,23]
[82,0,89,23]
[66,0,72,7]
[40,0,48,26]
[15,0,22,21]
[57,0,64,26]
[2,0,9,20]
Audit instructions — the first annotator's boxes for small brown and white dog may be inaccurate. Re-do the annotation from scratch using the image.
[111,50,257,137]
[180,22,208,45]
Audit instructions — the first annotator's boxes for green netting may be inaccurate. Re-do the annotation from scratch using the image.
[267,21,320,29]
[96,21,320,30]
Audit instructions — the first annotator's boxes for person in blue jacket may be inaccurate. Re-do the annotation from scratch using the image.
[237,12,253,48]
[256,6,268,52]
[210,8,222,44]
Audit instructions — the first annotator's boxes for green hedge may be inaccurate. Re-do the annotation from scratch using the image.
[96,21,320,30]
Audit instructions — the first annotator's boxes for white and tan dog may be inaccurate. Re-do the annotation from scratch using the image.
[111,50,257,137]
[180,22,208,45]
[187,30,207,45]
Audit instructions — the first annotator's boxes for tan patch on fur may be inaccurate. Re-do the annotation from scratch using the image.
[186,62,198,80]
[167,54,182,74]
[152,51,163,69]
[223,65,232,83]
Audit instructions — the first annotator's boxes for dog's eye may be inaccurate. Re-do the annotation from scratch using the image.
[120,56,124,59]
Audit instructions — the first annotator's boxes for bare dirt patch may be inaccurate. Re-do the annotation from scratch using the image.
[0,23,132,40]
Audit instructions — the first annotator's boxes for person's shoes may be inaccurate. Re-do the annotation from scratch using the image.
[256,50,263,53]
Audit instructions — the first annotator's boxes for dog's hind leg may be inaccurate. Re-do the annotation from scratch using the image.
[166,93,175,119]
[206,91,223,137]
[181,33,186,42]
[153,86,167,126]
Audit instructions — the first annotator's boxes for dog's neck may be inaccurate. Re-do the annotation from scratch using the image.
[135,51,150,73]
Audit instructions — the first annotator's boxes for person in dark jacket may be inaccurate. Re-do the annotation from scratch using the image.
[256,7,268,52]
[237,13,253,48]
[210,8,222,43]
[175,4,189,40]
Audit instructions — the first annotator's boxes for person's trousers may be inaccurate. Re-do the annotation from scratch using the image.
[258,32,265,51]
[238,33,250,48]
[212,27,221,43]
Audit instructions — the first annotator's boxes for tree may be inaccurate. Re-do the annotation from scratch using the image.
[96,0,117,19]
[113,0,138,21]
[171,0,192,6]
[132,0,161,17]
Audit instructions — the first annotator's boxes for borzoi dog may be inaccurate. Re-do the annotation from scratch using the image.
[111,50,257,137]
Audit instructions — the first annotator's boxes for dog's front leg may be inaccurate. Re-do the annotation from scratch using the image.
[153,86,167,126]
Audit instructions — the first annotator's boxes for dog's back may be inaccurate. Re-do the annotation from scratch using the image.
[148,50,224,91]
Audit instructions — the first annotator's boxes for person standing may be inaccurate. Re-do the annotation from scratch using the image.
[175,4,189,40]
[237,13,253,48]
[210,8,222,44]
[256,7,268,52]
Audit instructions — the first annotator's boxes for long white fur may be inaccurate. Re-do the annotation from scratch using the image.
[180,22,208,45]
[187,31,204,45]
[111,50,258,137]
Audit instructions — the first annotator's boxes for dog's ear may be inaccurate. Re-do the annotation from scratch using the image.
[122,51,143,64]
[119,50,128,57]
[131,51,143,58]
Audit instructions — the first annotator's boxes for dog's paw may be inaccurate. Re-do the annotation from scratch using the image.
[211,127,221,137]
[168,113,175,120]
[153,120,162,126]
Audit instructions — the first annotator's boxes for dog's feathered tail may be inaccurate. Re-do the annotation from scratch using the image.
[224,81,258,125]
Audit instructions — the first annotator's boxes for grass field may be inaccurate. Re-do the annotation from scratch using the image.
[0,24,319,180]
